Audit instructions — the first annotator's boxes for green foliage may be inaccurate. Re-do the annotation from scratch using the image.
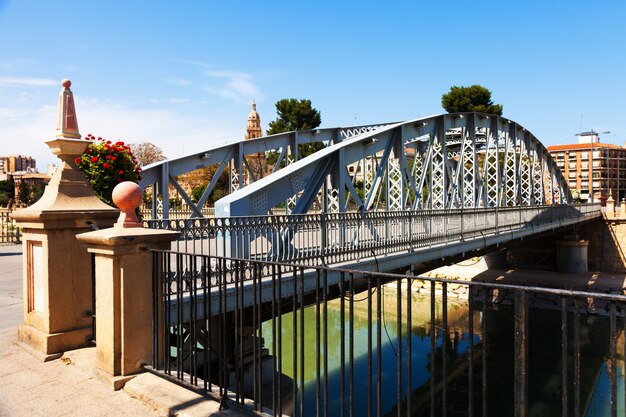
[300,142,325,158]
[266,98,321,135]
[190,168,230,207]
[0,179,15,206]
[441,85,503,116]
[191,184,206,203]
[76,134,141,206]
[18,183,31,204]
[30,183,45,204]
[168,197,182,210]
[0,192,9,206]
[266,98,323,165]
[0,179,14,196]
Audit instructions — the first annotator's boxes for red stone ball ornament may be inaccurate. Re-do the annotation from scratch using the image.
[111,181,143,228]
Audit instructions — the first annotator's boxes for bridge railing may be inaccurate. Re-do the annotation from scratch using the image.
[0,209,21,244]
[145,203,601,266]
[149,251,626,417]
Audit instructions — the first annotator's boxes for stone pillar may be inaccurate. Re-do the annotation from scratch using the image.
[77,182,179,389]
[11,80,119,360]
[621,199,626,219]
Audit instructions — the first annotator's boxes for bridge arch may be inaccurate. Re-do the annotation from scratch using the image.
[139,122,394,218]
[214,112,570,217]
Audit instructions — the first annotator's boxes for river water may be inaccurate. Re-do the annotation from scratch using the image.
[262,286,625,417]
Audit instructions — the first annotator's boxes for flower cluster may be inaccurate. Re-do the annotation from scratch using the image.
[75,134,142,206]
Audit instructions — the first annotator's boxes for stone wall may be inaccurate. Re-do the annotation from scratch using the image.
[580,215,626,273]
[506,215,626,274]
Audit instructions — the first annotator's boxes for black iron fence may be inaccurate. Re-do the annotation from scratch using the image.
[0,209,20,244]
[150,250,626,417]
[145,204,600,264]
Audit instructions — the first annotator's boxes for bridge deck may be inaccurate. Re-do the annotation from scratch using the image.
[160,205,601,324]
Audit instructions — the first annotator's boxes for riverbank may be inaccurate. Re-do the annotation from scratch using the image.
[402,257,626,313]
[424,257,626,292]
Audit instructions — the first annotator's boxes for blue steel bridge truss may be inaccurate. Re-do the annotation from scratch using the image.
[139,112,570,220]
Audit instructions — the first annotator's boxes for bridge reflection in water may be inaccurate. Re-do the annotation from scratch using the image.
[262,287,624,417]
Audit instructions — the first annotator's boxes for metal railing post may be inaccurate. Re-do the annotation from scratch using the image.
[514,291,529,417]
[461,206,464,240]
[321,213,327,264]
[495,204,499,233]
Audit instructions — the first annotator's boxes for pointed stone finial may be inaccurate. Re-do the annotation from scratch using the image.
[55,79,81,139]
[252,100,256,111]
[606,192,615,217]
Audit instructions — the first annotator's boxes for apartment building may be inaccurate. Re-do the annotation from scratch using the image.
[548,131,626,203]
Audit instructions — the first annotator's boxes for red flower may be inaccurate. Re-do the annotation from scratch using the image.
[110,155,117,161]
[103,163,111,169]
[118,170,124,175]
[74,157,81,164]
[91,156,99,163]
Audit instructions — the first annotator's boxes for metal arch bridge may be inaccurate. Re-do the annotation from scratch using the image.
[140,112,572,220]
[139,120,393,218]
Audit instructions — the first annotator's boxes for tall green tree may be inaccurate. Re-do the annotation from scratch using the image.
[267,98,322,135]
[441,85,503,116]
[266,98,323,163]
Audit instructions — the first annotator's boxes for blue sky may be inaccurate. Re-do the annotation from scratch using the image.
[1,0,625,170]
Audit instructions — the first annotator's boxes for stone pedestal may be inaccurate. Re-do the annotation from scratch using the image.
[606,195,615,218]
[11,138,118,360]
[76,227,178,389]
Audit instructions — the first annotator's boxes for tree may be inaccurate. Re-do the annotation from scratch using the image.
[266,98,323,164]
[267,98,322,135]
[185,165,230,207]
[0,179,15,202]
[30,182,45,204]
[441,85,503,116]
[129,142,166,167]
[18,183,31,205]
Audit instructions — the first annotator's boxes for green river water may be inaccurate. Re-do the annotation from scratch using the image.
[260,287,625,417]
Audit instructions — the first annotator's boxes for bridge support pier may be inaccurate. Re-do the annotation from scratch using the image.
[555,238,589,273]
[484,249,508,269]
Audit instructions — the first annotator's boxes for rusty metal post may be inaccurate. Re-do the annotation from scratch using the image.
[514,291,528,417]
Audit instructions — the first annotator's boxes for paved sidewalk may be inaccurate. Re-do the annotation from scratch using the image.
[0,244,163,417]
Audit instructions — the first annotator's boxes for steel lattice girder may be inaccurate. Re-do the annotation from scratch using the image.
[214,113,571,218]
[139,122,395,219]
